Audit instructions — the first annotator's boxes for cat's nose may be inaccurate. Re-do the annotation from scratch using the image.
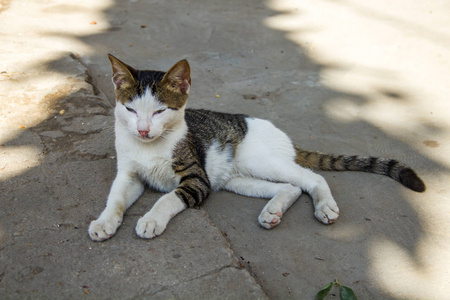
[138,130,149,137]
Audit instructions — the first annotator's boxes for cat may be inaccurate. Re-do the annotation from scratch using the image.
[88,54,426,241]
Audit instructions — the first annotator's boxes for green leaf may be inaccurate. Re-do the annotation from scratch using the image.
[340,285,357,300]
[315,282,333,300]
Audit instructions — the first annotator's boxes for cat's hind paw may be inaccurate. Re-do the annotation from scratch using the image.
[258,206,283,229]
[135,216,167,239]
[88,218,121,241]
[314,201,339,224]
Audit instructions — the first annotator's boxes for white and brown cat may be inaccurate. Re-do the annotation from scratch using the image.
[88,55,425,241]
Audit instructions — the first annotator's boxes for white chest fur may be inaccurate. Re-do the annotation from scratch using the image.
[114,119,187,193]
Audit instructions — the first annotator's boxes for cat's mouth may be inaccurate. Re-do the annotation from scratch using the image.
[137,134,159,142]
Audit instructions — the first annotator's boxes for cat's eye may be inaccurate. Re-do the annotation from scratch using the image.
[125,106,136,114]
[153,109,166,115]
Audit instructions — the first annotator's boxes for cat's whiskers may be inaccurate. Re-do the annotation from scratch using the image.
[158,128,177,140]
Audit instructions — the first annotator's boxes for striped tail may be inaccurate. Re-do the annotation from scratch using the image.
[294,146,426,193]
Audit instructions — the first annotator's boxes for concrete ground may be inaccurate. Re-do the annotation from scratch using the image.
[1,0,449,299]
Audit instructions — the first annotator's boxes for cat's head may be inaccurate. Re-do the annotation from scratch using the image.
[108,54,190,143]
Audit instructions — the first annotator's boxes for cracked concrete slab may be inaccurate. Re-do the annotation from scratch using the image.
[0,10,267,297]
[1,0,449,299]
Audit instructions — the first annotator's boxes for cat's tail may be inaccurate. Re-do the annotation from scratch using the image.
[294,146,426,192]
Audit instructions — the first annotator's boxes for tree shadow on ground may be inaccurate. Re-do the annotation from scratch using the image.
[1,0,448,299]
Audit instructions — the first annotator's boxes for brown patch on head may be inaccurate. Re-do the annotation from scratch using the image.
[155,60,191,109]
[108,54,139,104]
[108,55,191,108]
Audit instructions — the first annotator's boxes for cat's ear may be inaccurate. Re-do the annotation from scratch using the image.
[108,54,138,90]
[162,60,191,95]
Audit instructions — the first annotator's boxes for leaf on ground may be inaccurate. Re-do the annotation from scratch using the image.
[340,285,357,300]
[315,282,333,300]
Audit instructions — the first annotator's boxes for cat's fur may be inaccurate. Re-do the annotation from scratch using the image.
[88,55,425,241]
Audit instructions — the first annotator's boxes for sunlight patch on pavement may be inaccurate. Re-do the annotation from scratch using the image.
[369,237,449,299]
[264,0,450,298]
[0,145,43,181]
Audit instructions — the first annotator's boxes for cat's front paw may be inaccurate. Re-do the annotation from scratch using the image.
[88,217,121,241]
[135,215,168,239]
[258,204,283,229]
[314,201,339,224]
